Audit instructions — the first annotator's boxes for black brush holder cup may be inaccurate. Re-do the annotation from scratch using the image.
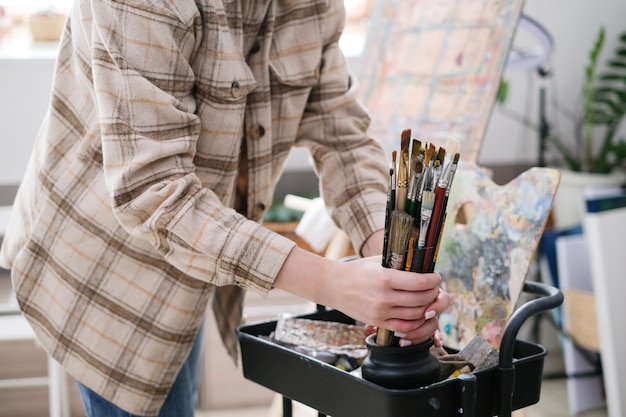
[361,335,441,389]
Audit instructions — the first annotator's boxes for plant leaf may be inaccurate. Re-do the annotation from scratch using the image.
[593,87,626,101]
[496,79,509,104]
[588,107,615,124]
[546,135,580,171]
[610,139,626,159]
[592,89,626,113]
[599,74,626,83]
[605,139,626,171]
[590,27,606,64]
[607,60,626,70]
[594,99,623,117]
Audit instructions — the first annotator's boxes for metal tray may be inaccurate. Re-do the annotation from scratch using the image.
[237,281,563,417]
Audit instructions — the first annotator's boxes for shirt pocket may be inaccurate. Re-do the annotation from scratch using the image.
[269,15,323,87]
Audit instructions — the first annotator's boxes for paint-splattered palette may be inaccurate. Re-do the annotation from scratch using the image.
[435,162,560,350]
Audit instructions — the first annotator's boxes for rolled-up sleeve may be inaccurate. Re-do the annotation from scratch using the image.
[295,0,389,253]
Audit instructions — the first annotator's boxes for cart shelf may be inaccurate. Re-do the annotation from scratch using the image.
[237,281,563,417]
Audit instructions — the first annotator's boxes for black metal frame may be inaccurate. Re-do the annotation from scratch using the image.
[238,281,563,417]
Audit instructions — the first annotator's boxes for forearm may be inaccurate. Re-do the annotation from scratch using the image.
[275,228,384,304]
[273,246,340,308]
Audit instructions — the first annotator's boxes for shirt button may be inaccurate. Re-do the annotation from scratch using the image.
[250,42,261,54]
[231,81,240,98]
[248,125,265,140]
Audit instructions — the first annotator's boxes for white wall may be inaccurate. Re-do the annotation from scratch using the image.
[0,54,55,185]
[480,0,626,167]
[2,0,626,185]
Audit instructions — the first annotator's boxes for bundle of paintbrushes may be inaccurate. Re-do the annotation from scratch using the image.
[377,129,460,347]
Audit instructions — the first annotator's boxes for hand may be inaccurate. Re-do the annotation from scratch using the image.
[274,247,450,347]
[328,256,450,347]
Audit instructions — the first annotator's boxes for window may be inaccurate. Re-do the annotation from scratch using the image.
[342,0,373,57]
[1,1,72,14]
[1,0,372,56]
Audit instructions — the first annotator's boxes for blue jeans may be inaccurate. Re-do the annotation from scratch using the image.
[76,323,204,417]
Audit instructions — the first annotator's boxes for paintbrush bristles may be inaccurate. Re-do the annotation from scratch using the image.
[445,137,460,157]
[400,129,411,153]
[436,147,445,164]
[424,143,435,167]
[438,137,460,188]
[395,130,411,211]
[411,138,421,163]
[388,210,413,270]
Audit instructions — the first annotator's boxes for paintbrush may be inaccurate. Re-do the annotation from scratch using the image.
[430,146,446,190]
[438,138,460,192]
[425,139,460,272]
[411,190,435,272]
[405,139,422,216]
[421,173,447,271]
[421,188,446,272]
[406,145,425,251]
[405,237,416,271]
[429,151,461,271]
[376,209,413,346]
[443,151,460,206]
[387,210,413,270]
[419,143,436,196]
[413,142,435,221]
[395,129,411,212]
[382,151,397,267]
[417,191,436,249]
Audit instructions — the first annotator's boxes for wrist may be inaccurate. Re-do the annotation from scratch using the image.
[274,246,336,306]
[361,229,384,257]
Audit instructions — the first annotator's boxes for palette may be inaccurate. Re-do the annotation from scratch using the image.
[434,162,560,350]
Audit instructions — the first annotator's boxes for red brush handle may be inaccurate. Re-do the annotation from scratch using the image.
[421,185,446,272]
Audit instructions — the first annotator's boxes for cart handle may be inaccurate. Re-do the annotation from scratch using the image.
[497,280,563,417]
[499,280,563,367]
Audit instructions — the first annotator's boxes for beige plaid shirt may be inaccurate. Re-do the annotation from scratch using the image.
[0,0,388,415]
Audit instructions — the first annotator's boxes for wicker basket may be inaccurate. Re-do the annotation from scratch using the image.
[28,12,66,42]
[563,289,600,352]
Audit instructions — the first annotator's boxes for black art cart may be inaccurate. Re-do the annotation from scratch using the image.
[237,281,563,417]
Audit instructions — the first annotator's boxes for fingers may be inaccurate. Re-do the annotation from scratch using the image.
[395,316,441,346]
[384,286,449,322]
[390,289,451,347]
[374,269,443,314]
[426,288,450,317]
[389,270,442,292]
[432,330,443,348]
[385,287,441,316]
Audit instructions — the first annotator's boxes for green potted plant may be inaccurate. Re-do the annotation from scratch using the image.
[548,27,626,174]
[546,27,626,228]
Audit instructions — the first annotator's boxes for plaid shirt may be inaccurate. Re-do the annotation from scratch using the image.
[0,0,387,415]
